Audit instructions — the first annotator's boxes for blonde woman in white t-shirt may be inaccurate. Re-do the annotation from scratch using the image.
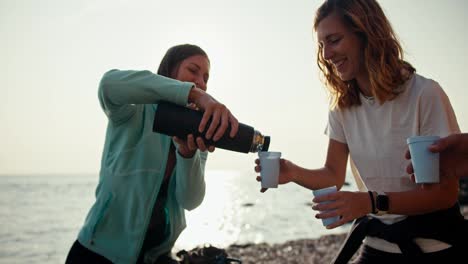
[254,0,467,263]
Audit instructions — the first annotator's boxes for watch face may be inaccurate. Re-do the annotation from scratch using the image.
[376,194,389,211]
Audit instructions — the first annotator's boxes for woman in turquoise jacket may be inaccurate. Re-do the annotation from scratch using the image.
[65,44,239,264]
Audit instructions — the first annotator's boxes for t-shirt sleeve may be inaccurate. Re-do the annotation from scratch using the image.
[419,82,460,137]
[324,108,347,143]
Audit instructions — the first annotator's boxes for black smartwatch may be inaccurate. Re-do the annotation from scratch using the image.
[375,191,389,216]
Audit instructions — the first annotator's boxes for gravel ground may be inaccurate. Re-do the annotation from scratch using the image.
[225,233,351,264]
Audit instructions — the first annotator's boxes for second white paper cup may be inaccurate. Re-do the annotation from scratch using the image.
[258,151,281,188]
[407,136,440,183]
[312,186,340,227]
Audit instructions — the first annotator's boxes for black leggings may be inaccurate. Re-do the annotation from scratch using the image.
[65,240,113,264]
[352,245,463,264]
[65,239,172,264]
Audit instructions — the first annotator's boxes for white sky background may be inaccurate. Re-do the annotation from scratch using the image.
[1,0,467,175]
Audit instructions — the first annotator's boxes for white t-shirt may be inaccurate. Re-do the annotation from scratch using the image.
[325,73,460,253]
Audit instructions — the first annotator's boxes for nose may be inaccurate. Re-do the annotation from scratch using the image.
[194,77,206,91]
[322,44,334,61]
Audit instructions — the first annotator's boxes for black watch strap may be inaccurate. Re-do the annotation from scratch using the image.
[376,192,389,215]
[368,191,377,214]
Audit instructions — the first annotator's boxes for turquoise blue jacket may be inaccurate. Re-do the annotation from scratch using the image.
[77,69,208,263]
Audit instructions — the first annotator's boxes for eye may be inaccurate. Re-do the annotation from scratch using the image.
[329,37,341,44]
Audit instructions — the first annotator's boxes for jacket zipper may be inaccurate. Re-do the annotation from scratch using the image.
[90,193,113,245]
[134,138,172,263]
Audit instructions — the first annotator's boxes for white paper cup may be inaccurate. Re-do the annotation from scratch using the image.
[312,186,340,226]
[407,136,440,183]
[258,151,281,188]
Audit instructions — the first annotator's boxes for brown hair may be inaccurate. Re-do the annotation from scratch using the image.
[157,44,209,79]
[313,0,415,109]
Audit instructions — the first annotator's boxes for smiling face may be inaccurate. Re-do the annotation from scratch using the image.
[174,55,210,91]
[316,11,367,83]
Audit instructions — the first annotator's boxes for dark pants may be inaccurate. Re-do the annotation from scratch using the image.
[352,245,463,264]
[65,240,175,264]
[65,240,113,264]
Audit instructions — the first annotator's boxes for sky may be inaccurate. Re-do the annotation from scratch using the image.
[1,0,468,175]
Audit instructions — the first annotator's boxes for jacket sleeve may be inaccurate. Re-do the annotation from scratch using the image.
[173,150,208,210]
[98,69,194,124]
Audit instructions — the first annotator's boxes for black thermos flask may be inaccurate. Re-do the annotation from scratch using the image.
[153,102,270,153]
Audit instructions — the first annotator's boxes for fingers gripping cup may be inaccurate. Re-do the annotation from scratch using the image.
[258,151,281,188]
[407,136,440,183]
[312,186,340,227]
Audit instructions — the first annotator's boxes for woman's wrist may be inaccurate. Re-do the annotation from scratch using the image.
[288,164,300,184]
[177,149,196,159]
[188,86,205,104]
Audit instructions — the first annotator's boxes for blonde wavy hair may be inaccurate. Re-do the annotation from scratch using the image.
[313,0,415,109]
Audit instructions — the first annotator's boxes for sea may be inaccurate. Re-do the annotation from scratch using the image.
[0,171,356,263]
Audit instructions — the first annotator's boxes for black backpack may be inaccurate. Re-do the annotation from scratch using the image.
[176,245,242,264]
